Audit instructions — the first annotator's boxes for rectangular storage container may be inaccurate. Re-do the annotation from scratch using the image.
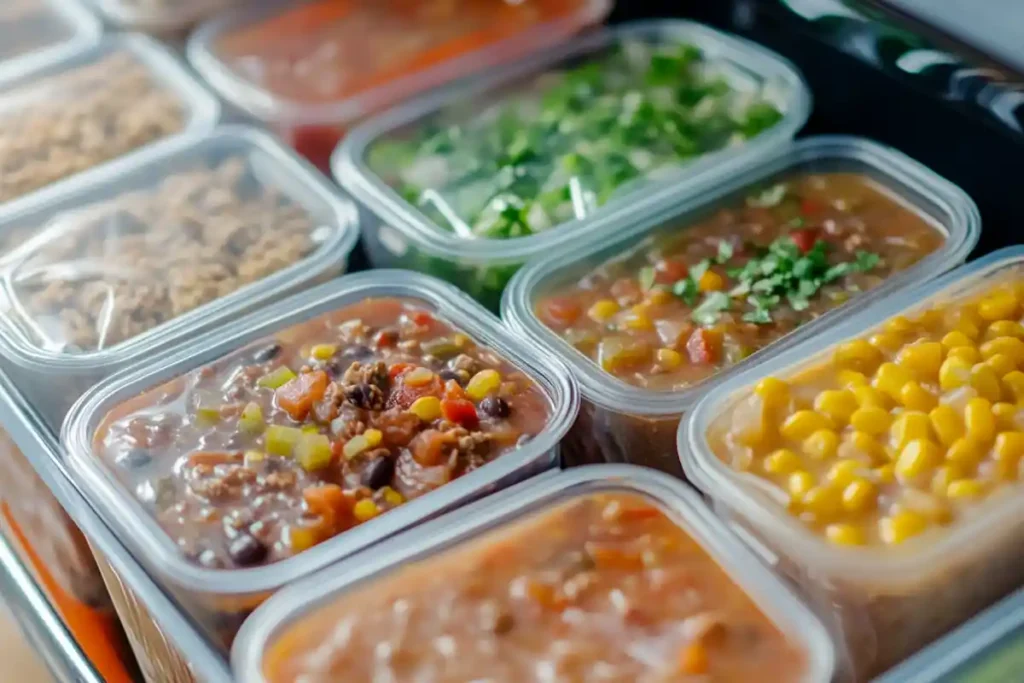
[0,33,219,207]
[682,247,1024,679]
[62,270,579,652]
[188,0,612,172]
[0,125,359,431]
[334,19,811,311]
[232,464,836,683]
[503,135,979,474]
[88,0,242,35]
[0,0,100,79]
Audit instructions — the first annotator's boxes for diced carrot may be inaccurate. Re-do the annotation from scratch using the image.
[679,642,710,675]
[441,398,478,428]
[276,371,329,420]
[186,451,242,468]
[443,379,467,401]
[388,362,413,380]
[537,297,581,328]
[525,580,567,611]
[585,544,644,571]
[618,505,662,523]
[686,328,722,365]
[410,429,454,467]
[655,258,689,284]
[303,484,352,534]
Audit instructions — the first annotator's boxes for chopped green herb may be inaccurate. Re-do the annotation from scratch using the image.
[638,266,657,292]
[716,240,734,264]
[672,277,700,306]
[692,291,731,326]
[747,183,788,208]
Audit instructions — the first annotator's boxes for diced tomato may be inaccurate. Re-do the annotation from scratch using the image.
[789,227,818,254]
[654,258,689,284]
[409,429,454,467]
[686,329,722,365]
[276,370,329,420]
[525,580,568,611]
[441,398,478,428]
[388,362,413,380]
[443,379,467,401]
[800,198,823,216]
[388,374,443,409]
[411,311,434,326]
[538,297,581,328]
[375,330,398,348]
[302,484,351,533]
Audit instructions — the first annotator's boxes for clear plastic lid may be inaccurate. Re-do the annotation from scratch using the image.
[0,0,100,79]
[188,0,612,127]
[681,246,1024,583]
[90,0,241,33]
[502,135,980,417]
[232,464,836,683]
[334,19,810,266]
[0,33,220,206]
[61,270,579,600]
[0,125,358,375]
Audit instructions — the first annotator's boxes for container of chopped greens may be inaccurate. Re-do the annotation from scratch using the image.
[502,136,979,474]
[333,20,812,310]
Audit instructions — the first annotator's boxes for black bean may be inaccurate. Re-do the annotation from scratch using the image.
[252,343,282,363]
[341,344,372,360]
[479,396,511,419]
[117,447,152,469]
[438,369,464,386]
[227,533,268,567]
[361,455,396,490]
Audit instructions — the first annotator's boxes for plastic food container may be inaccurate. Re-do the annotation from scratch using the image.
[877,587,1024,683]
[682,247,1024,679]
[334,19,811,311]
[0,33,219,207]
[62,270,579,652]
[0,125,359,431]
[89,0,241,35]
[0,0,100,78]
[232,464,836,682]
[188,0,612,172]
[503,136,980,474]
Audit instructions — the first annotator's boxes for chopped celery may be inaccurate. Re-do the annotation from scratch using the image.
[193,390,223,424]
[420,338,462,359]
[257,366,296,389]
[266,425,303,457]
[295,433,333,471]
[239,402,265,434]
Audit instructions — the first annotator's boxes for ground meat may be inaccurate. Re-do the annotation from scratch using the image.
[341,361,389,391]
[313,382,346,423]
[449,353,482,376]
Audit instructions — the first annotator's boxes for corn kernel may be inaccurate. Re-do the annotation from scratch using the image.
[1003,370,1024,404]
[965,397,996,443]
[763,449,801,475]
[801,486,842,519]
[656,348,683,370]
[834,339,883,373]
[244,450,265,466]
[945,437,982,467]
[947,346,982,364]
[874,362,914,402]
[363,428,383,448]
[827,459,864,488]
[954,318,981,341]
[941,330,974,350]
[986,353,1018,378]
[803,429,839,460]
[873,463,896,484]
[993,432,1024,476]
[409,396,442,422]
[836,370,868,388]
[931,464,963,497]
[788,471,815,499]
[588,299,620,322]
[404,367,435,387]
[841,430,889,464]
[869,332,903,353]
[913,308,944,329]
[813,390,857,424]
[310,343,337,360]
[986,320,1024,340]
[895,438,942,481]
[939,356,973,392]
[343,435,371,459]
[826,524,865,546]
[897,342,943,380]
[978,290,1018,321]
[852,385,889,409]
[381,487,405,506]
[647,289,673,305]
[994,402,1018,430]
[885,316,916,336]
[353,499,380,522]
[850,406,892,436]
[929,405,965,447]
[754,377,790,411]
[890,411,932,451]
[880,510,929,545]
[947,478,986,499]
[622,311,654,331]
[982,337,1024,364]
[900,381,937,412]
[287,525,320,553]
[453,333,471,349]
[970,363,1003,402]
[466,369,502,401]
[780,410,831,441]
[698,270,725,292]
[842,478,877,512]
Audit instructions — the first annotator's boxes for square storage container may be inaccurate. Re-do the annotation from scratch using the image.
[0,0,100,79]
[88,0,242,35]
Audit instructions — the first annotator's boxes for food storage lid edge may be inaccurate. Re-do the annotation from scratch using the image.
[0,0,102,82]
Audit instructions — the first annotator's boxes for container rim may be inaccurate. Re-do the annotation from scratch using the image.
[61,270,580,597]
[0,124,360,372]
[187,0,613,127]
[332,18,812,263]
[90,0,234,32]
[681,247,1024,582]
[501,134,981,416]
[0,0,102,82]
[231,464,836,683]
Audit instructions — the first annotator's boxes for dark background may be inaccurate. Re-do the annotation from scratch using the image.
[607,0,1024,259]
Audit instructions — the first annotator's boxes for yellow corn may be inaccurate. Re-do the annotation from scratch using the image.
[311,343,337,361]
[827,459,864,488]
[986,353,1018,378]
[803,429,839,460]
[801,486,842,519]
[647,289,673,305]
[994,402,1018,430]
[287,525,319,553]
[381,487,405,506]
[843,430,889,464]
[993,432,1024,479]
[763,449,802,475]
[1003,370,1024,404]
[409,396,442,422]
[982,337,1024,364]
[353,499,380,522]
[978,289,1018,321]
[874,362,914,402]
[834,339,883,373]
[852,385,889,409]
[890,411,932,451]
[842,478,877,513]
[895,438,942,481]
[466,369,502,401]
[885,316,916,336]
[941,330,974,350]
[453,333,471,349]
[931,464,963,497]
[754,377,790,412]
[869,332,903,353]
[588,299,620,322]
[850,406,892,436]
[656,348,683,370]
[836,370,868,388]
[873,463,896,484]
[896,342,943,381]
[929,405,965,447]
[945,437,983,468]
[947,346,982,364]
[970,363,1003,402]
[814,390,858,424]
[363,429,383,448]
[780,410,831,441]
[986,320,1024,340]
[404,367,435,387]
[826,524,866,546]
[900,381,937,412]
[953,318,982,342]
[879,510,929,545]
[788,471,815,499]
[946,478,986,499]
[965,397,996,443]
[622,311,654,331]
[698,270,725,292]
[939,356,973,391]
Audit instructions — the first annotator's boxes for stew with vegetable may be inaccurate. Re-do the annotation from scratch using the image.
[94,298,549,570]
[261,492,809,683]
[537,173,943,390]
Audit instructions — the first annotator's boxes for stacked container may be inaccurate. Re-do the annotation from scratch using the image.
[0,0,100,78]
